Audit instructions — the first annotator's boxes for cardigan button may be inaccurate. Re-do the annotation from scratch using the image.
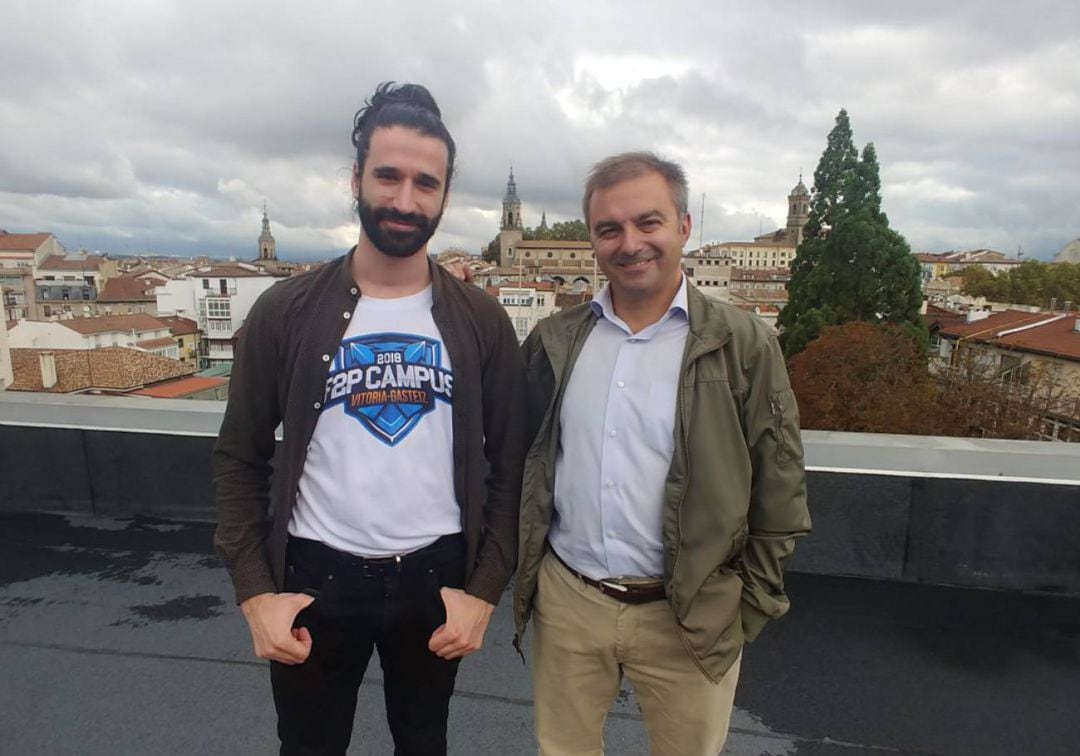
[313,401,321,409]
[343,311,351,319]
[350,287,358,295]
[322,354,330,362]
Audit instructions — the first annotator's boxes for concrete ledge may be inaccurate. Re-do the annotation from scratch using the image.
[2,392,1079,594]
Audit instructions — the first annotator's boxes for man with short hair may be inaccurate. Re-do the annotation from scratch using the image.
[515,151,811,755]
[214,82,526,755]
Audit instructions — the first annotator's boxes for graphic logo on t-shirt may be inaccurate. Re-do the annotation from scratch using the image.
[323,332,453,446]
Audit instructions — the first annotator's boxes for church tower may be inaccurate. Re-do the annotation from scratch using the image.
[786,175,810,246]
[498,167,524,267]
[258,203,277,261]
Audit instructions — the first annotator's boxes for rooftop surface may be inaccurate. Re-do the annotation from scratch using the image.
[2,511,1077,755]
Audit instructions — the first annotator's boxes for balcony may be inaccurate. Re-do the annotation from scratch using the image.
[1,391,1078,754]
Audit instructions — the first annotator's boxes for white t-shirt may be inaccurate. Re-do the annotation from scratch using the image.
[289,285,461,556]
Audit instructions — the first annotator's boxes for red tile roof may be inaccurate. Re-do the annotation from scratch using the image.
[0,232,52,252]
[155,315,199,336]
[196,264,287,278]
[515,240,593,249]
[132,376,227,398]
[60,313,167,335]
[38,254,107,272]
[939,310,1080,361]
[98,277,157,302]
[937,310,1051,339]
[993,315,1080,361]
[136,337,177,350]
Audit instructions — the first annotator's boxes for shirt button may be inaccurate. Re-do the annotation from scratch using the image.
[616,380,625,388]
[607,530,616,538]
[322,354,330,362]
[313,401,321,409]
[609,429,617,437]
[343,311,351,319]
[606,480,615,488]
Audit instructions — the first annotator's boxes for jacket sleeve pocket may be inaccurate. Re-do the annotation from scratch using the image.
[769,388,804,465]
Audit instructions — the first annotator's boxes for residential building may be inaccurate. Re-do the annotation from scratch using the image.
[0,231,65,321]
[934,307,1080,441]
[34,252,120,319]
[489,282,558,342]
[155,315,202,365]
[8,313,179,359]
[923,276,988,311]
[1,270,38,323]
[0,231,64,269]
[915,250,1021,282]
[95,275,160,317]
[682,250,732,299]
[155,262,287,368]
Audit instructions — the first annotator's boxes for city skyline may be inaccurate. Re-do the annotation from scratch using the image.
[2,1,1077,262]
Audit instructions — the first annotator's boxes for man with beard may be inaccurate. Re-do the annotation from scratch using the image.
[214,82,527,755]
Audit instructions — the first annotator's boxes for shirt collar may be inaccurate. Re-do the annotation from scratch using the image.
[590,274,689,329]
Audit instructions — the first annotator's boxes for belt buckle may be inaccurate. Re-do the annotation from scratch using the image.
[361,552,404,577]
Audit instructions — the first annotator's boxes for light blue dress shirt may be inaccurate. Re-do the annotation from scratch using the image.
[549,276,690,580]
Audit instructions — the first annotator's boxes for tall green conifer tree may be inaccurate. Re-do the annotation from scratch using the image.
[778,110,924,356]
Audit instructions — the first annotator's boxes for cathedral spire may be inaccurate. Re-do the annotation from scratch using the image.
[258,202,277,261]
[504,165,518,201]
[501,166,522,231]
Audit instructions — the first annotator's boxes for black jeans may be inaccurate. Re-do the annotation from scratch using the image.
[271,534,465,756]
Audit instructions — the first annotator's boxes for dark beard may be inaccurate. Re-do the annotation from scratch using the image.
[357,199,441,258]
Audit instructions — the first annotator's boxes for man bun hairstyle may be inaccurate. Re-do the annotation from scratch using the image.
[351,81,456,192]
[583,151,689,226]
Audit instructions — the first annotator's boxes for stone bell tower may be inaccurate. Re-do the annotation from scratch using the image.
[498,167,524,267]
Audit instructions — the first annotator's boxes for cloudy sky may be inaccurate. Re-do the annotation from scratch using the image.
[2,1,1077,262]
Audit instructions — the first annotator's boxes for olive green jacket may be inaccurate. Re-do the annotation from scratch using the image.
[513,284,811,682]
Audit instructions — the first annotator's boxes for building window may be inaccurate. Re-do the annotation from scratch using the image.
[203,279,210,289]
[207,299,231,318]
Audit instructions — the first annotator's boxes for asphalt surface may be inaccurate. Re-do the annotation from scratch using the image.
[1,512,1077,755]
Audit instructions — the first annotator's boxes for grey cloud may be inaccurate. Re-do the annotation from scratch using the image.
[0,1,1076,261]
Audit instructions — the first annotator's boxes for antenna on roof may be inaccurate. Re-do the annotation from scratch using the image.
[698,193,705,251]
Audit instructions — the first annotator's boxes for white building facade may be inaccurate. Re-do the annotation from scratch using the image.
[156,263,286,368]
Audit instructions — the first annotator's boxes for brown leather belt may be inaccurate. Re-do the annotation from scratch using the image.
[551,549,666,604]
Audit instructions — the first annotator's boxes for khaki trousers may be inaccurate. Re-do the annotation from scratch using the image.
[532,552,741,756]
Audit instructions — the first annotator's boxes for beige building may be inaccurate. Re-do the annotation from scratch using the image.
[694,177,809,270]
[916,249,1021,282]
[1,231,65,321]
[488,282,559,342]
[682,251,732,299]
[155,315,202,365]
[35,252,119,319]
[96,276,161,317]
